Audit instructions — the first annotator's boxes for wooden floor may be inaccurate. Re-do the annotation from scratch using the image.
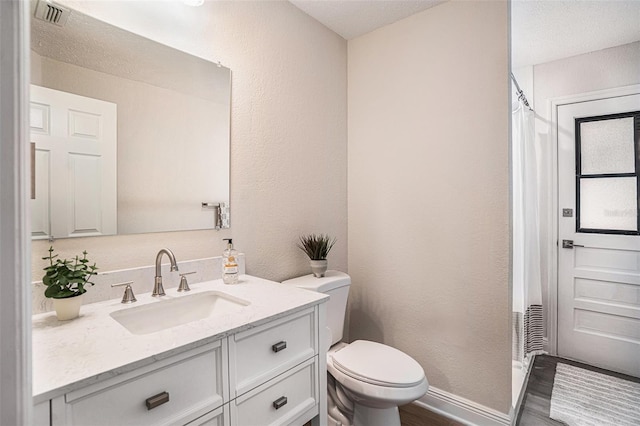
[303,402,460,426]
[515,354,640,426]
[399,403,464,426]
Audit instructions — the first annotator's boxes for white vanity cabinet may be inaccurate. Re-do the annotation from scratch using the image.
[51,340,228,426]
[229,306,320,425]
[44,304,326,426]
[33,400,50,426]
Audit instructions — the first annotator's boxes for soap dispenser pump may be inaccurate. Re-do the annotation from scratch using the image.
[222,238,238,284]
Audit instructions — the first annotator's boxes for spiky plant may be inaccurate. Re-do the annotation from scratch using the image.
[297,234,336,260]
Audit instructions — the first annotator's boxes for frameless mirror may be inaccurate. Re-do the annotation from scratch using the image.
[29,3,230,239]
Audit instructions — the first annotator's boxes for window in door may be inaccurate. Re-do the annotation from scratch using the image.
[575,111,640,235]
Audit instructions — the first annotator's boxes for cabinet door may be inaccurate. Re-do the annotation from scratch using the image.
[52,341,227,426]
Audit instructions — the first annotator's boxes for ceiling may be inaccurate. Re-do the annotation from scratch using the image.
[511,0,640,68]
[288,0,446,40]
[31,2,229,103]
[288,0,640,67]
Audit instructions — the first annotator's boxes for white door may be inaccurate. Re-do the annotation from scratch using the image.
[30,85,117,239]
[557,93,640,377]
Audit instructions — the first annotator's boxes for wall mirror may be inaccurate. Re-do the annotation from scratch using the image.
[29,2,231,239]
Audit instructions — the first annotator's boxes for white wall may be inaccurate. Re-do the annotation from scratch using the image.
[348,0,511,414]
[31,1,347,282]
[533,41,640,339]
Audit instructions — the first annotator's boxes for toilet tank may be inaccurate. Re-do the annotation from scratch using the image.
[282,271,350,346]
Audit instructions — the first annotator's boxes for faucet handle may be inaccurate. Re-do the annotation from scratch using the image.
[111,281,137,304]
[177,272,195,292]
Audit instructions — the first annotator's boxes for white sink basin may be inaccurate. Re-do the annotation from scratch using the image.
[110,291,250,335]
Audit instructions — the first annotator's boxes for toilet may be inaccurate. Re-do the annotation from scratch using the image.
[282,271,428,426]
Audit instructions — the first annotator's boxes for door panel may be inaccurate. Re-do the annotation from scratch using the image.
[557,93,640,377]
[30,85,117,239]
[68,154,103,236]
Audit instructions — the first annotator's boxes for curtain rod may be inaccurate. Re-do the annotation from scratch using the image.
[511,72,533,111]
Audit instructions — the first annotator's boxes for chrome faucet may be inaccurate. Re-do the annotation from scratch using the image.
[153,248,179,297]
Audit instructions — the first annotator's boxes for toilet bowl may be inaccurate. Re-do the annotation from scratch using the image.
[327,340,428,426]
[282,271,428,426]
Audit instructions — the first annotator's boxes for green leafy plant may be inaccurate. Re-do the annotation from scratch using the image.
[297,234,336,260]
[42,247,98,299]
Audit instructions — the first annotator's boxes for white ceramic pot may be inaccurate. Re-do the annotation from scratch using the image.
[52,294,84,321]
[309,259,328,278]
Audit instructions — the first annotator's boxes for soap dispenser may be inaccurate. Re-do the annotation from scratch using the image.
[222,238,238,284]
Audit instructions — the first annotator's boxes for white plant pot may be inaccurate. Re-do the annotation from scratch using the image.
[52,294,84,321]
[309,259,328,278]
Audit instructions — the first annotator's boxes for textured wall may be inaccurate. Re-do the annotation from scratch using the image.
[532,41,640,339]
[347,0,511,414]
[32,1,347,282]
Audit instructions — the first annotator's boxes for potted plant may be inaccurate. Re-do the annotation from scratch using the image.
[297,234,336,278]
[42,246,98,320]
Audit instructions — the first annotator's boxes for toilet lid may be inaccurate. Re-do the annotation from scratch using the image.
[331,340,425,388]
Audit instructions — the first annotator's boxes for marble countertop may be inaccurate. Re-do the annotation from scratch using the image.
[32,275,328,403]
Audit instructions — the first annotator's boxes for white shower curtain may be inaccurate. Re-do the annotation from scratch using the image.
[512,99,544,364]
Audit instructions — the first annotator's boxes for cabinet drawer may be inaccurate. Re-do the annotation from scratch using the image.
[186,403,229,426]
[230,308,317,396]
[56,341,227,426]
[231,357,318,426]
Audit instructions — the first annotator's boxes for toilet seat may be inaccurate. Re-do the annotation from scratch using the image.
[331,340,425,388]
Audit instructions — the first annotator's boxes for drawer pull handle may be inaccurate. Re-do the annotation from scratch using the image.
[273,396,288,410]
[145,391,170,410]
[272,341,287,353]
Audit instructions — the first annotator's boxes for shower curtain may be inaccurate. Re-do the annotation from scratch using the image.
[512,99,544,364]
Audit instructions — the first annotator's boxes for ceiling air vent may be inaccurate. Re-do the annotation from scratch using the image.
[34,0,70,27]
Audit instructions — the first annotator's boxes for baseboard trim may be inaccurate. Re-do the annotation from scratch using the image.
[416,386,511,426]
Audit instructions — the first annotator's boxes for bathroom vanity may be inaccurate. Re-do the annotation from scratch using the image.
[32,275,328,426]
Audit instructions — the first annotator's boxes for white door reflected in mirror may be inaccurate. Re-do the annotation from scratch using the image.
[30,85,117,239]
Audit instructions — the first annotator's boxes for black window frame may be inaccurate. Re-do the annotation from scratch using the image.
[575,111,640,235]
